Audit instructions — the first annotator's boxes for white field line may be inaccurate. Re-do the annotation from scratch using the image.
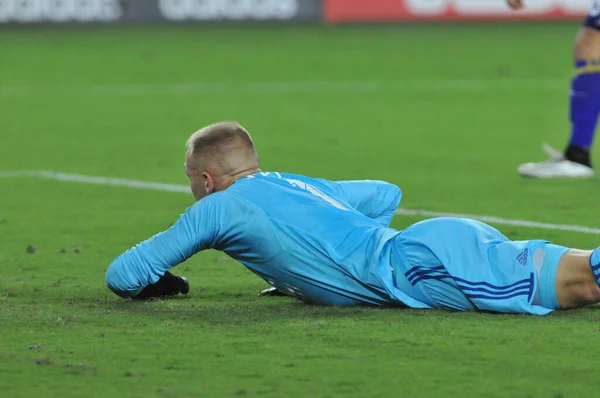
[2,169,599,235]
[0,78,568,98]
[394,208,600,234]
[0,170,190,193]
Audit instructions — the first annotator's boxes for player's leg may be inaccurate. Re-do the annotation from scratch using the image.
[555,249,600,309]
[565,26,600,166]
[394,217,541,313]
[517,4,600,179]
[396,217,587,314]
[398,217,600,313]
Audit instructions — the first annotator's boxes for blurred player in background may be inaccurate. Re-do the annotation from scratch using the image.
[106,122,600,315]
[508,0,600,178]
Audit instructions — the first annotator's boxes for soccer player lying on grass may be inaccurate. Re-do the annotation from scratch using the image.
[106,122,600,315]
[507,0,600,178]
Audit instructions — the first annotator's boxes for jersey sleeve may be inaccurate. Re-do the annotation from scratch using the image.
[327,180,402,227]
[105,196,221,298]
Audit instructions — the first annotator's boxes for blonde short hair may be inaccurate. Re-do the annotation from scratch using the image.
[186,121,258,174]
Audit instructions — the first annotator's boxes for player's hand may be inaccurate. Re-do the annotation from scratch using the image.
[132,271,190,300]
[506,0,524,10]
[258,287,288,297]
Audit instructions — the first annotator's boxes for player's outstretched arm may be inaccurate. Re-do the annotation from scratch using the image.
[329,180,402,227]
[106,200,217,299]
[106,214,199,298]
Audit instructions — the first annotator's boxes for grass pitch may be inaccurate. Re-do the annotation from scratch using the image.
[2,23,600,398]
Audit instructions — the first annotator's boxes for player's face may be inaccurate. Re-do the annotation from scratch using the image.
[184,151,212,201]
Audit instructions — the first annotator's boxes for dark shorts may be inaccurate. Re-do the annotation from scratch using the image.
[583,0,600,30]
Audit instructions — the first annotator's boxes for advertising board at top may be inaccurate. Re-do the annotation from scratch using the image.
[0,0,322,24]
[324,0,591,22]
[158,0,315,21]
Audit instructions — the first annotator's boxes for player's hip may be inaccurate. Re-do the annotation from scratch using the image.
[389,217,566,314]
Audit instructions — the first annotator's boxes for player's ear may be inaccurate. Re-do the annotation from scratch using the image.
[202,172,216,194]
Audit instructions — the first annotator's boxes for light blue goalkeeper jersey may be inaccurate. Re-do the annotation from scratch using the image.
[106,172,428,307]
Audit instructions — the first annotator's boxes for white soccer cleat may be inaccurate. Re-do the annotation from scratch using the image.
[517,143,595,179]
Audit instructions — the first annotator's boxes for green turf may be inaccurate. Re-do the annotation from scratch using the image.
[2,23,600,398]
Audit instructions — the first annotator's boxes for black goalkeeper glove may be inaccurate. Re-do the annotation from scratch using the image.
[132,271,189,300]
[257,286,288,297]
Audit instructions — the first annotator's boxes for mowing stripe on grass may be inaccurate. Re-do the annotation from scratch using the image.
[0,78,567,98]
[2,169,599,235]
